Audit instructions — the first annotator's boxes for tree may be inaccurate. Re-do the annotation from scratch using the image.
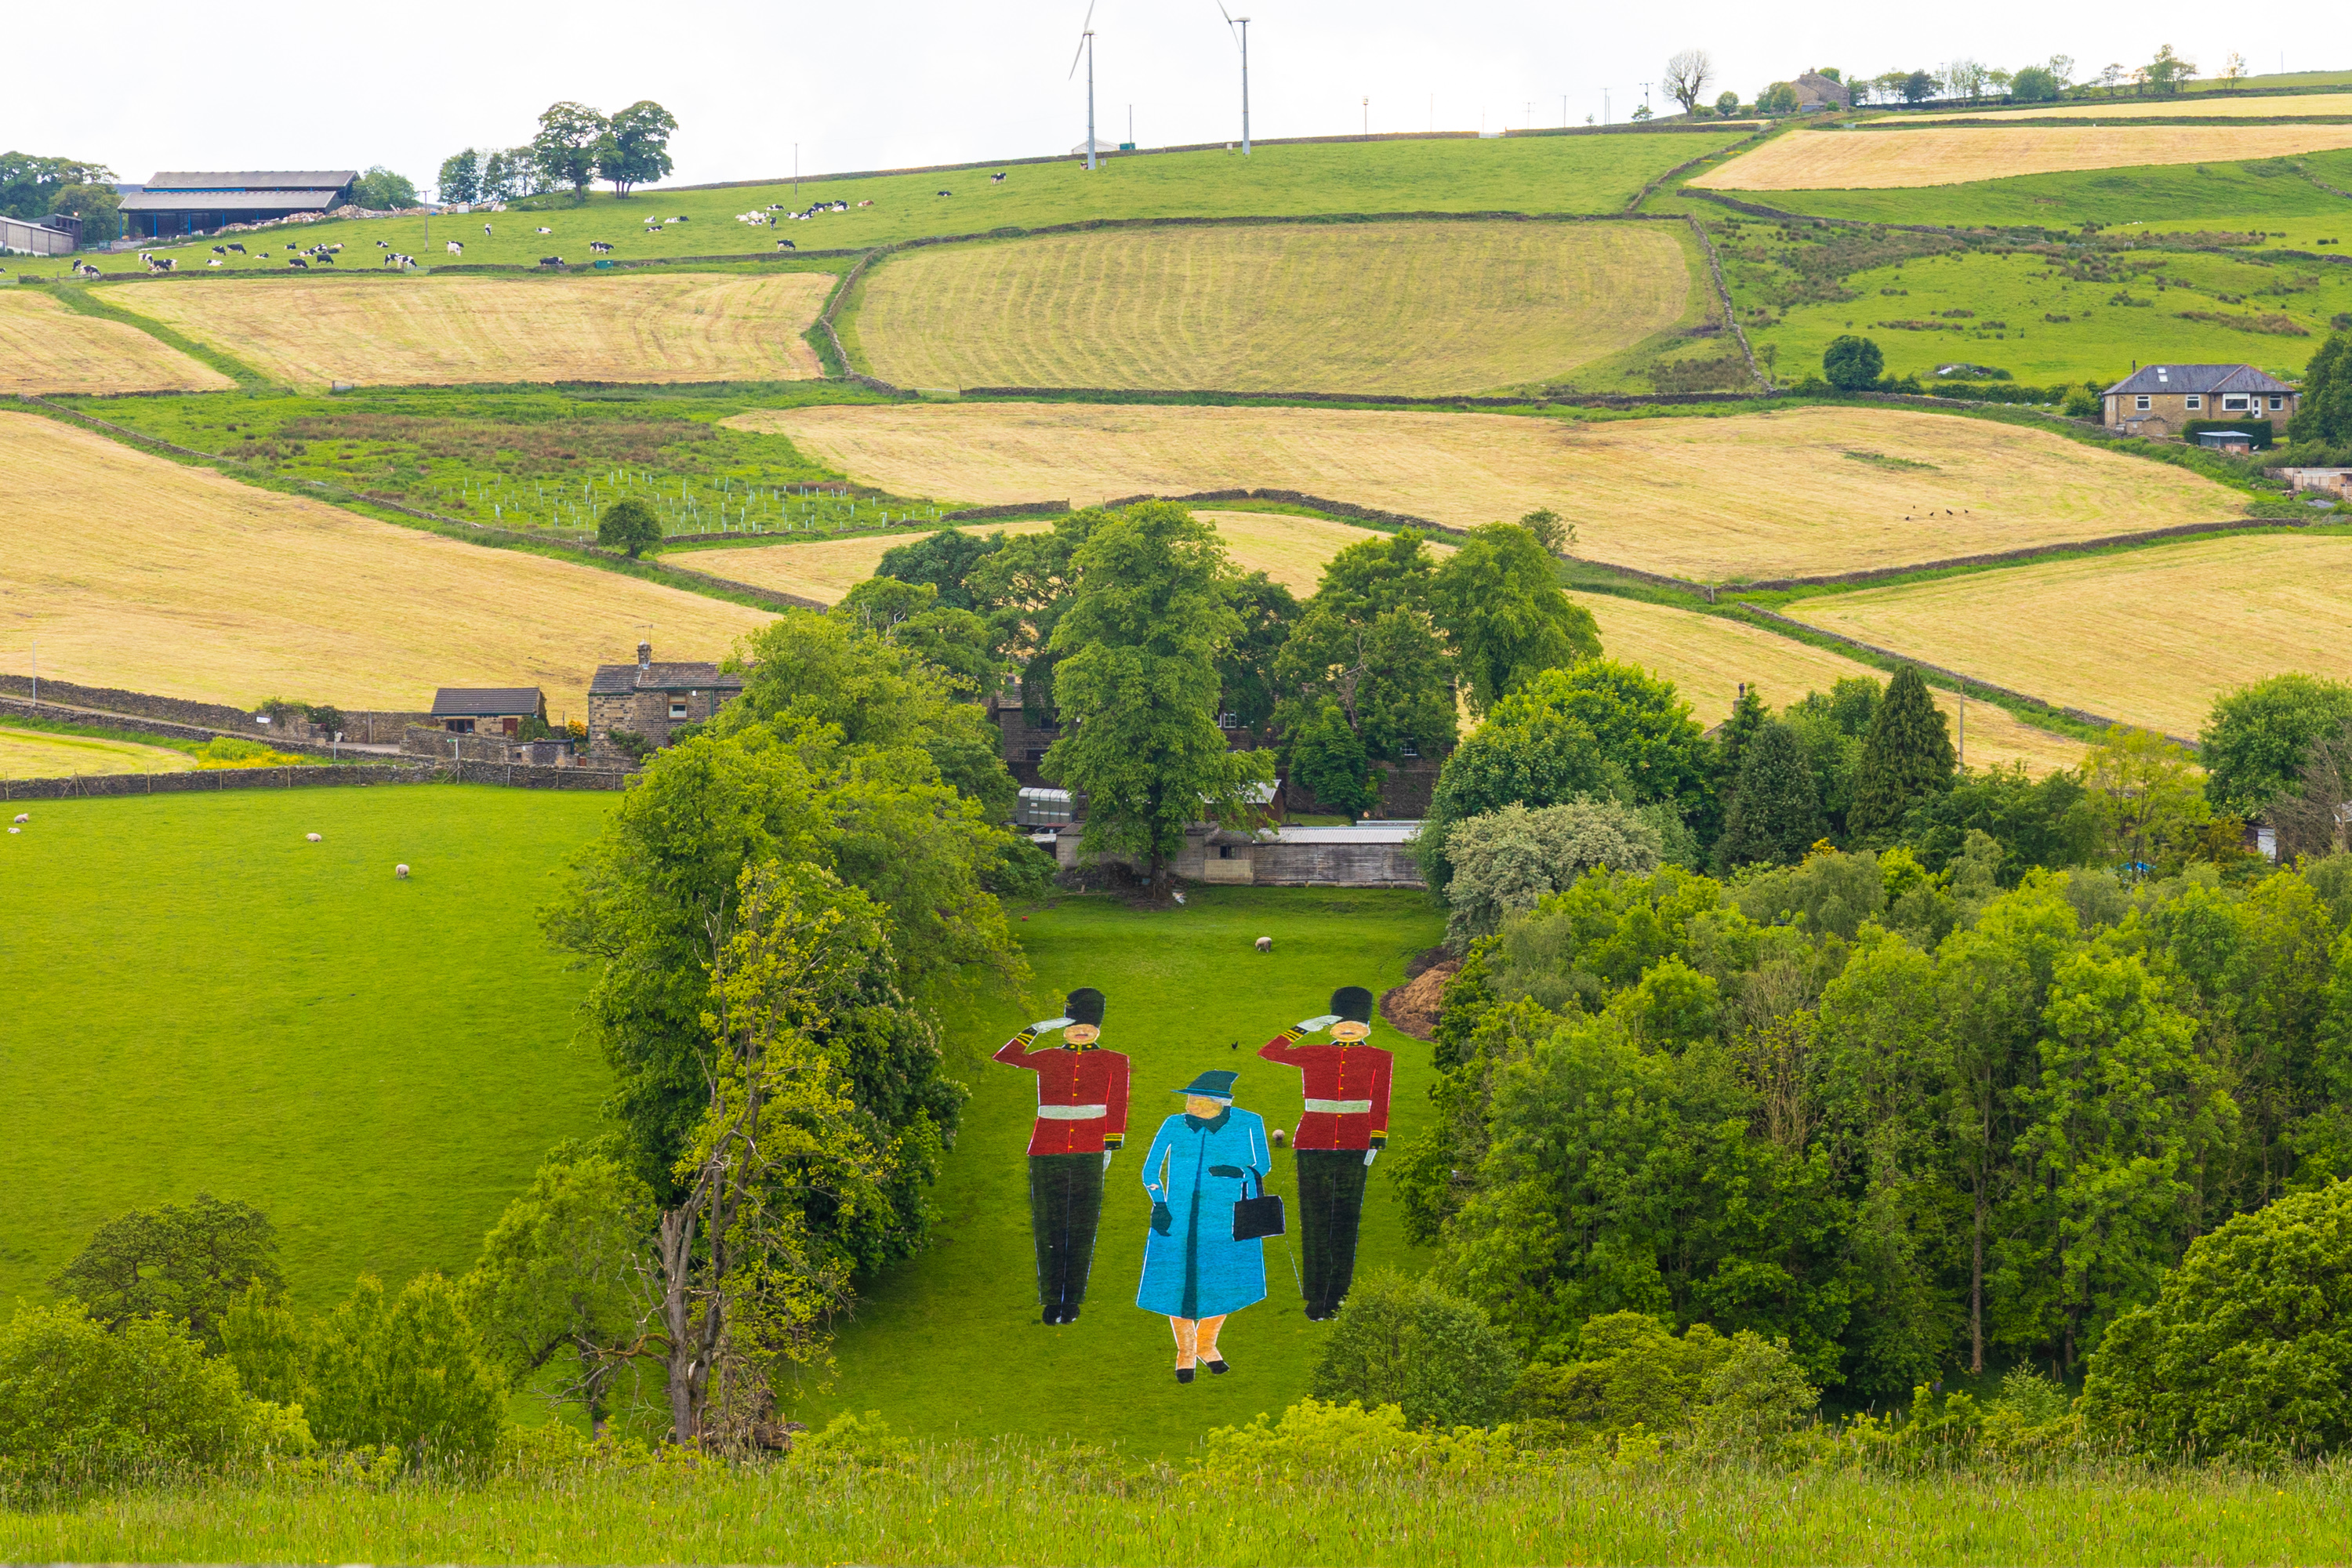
[967,510,1106,722]
[835,578,999,697]
[437,149,482,205]
[350,167,419,210]
[1712,720,1826,870]
[2140,45,2195,96]
[877,525,1011,612]
[1757,82,1801,115]
[2009,66,2061,102]
[2082,726,2219,877]
[480,148,531,203]
[2084,1178,2352,1458]
[1904,763,2100,878]
[597,496,662,557]
[1664,51,1716,115]
[1216,569,1299,734]
[1288,698,1381,821]
[1443,800,1664,946]
[2288,329,2352,445]
[2270,719,2352,860]
[1847,666,1956,840]
[2200,673,2352,820]
[47,182,122,245]
[1310,1270,1521,1429]
[1821,335,1885,390]
[1414,678,1632,895]
[598,100,679,198]
[1512,662,1712,826]
[0,152,113,222]
[1043,503,1273,898]
[1428,522,1601,716]
[1902,71,1937,104]
[532,101,610,201]
[1715,90,1742,117]
[298,1273,504,1461]
[1517,508,1575,556]
[50,1194,283,1351]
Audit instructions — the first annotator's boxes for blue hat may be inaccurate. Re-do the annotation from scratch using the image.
[1176,1069,1239,1102]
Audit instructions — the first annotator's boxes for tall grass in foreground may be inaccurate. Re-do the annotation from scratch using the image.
[6,1440,2350,1566]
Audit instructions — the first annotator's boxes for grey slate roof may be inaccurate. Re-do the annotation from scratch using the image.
[143,171,358,191]
[120,188,345,213]
[589,662,745,696]
[431,687,545,717]
[2103,364,2296,397]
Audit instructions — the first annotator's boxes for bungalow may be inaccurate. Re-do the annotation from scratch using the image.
[430,687,546,735]
[2103,365,2297,439]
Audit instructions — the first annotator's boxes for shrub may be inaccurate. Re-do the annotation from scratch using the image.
[1715,90,1741,116]
[1203,1398,1514,1475]
[1511,1311,1817,1449]
[603,728,655,763]
[196,737,308,770]
[0,1303,309,1490]
[1821,335,1886,390]
[2081,1178,2352,1459]
[2009,66,2061,102]
[597,496,663,557]
[350,167,420,210]
[1443,799,1664,947]
[1757,82,1800,114]
[1308,1270,1521,1429]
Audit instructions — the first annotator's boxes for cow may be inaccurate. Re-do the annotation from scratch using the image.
[445,240,464,254]
[991,172,1007,183]
[539,255,564,267]
[208,258,222,267]
[857,199,873,208]
[935,189,952,197]
[211,245,227,255]
[146,256,175,273]
[315,252,335,264]
[377,239,391,248]
[535,226,552,234]
[227,243,247,254]
[588,241,613,253]
[776,238,797,250]
[483,223,492,235]
[288,256,309,268]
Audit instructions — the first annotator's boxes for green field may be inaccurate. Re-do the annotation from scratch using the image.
[0,786,615,1312]
[26,132,1747,283]
[790,886,1444,1455]
[1719,223,2352,385]
[1748,147,2352,231]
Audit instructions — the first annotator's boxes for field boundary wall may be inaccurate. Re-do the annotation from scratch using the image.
[0,757,636,801]
[13,395,829,614]
[1681,215,1770,391]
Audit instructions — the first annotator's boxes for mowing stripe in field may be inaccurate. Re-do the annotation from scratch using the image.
[0,722,198,780]
[1903,92,2352,122]
[1694,122,2352,190]
[0,289,234,395]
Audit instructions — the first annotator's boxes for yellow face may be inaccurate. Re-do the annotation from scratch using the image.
[1332,1019,1371,1043]
[1185,1094,1229,1117]
[1065,1023,1100,1046]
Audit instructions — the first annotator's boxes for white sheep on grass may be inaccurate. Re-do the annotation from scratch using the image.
[1254,936,1272,953]
[12,813,27,824]
[306,833,322,843]
[395,864,410,880]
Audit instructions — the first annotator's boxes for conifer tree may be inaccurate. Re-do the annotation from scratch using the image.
[1713,720,1826,870]
[1848,666,1957,840]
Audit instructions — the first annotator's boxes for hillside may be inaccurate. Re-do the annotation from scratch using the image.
[0,289,231,394]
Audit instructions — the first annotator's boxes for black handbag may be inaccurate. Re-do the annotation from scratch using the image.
[1232,1170,1285,1241]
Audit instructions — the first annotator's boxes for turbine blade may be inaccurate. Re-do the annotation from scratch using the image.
[1069,0,1095,78]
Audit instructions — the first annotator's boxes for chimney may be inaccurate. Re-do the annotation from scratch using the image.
[637,641,652,670]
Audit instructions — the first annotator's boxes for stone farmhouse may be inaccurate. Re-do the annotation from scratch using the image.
[587,642,742,756]
[2103,365,2298,439]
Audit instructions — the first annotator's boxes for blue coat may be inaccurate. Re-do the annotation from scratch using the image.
[1136,1107,1270,1319]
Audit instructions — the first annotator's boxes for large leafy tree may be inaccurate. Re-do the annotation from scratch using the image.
[350,167,419,209]
[0,151,112,222]
[1215,569,1299,735]
[2199,672,2352,819]
[967,510,1105,722]
[50,1195,283,1351]
[1415,681,1629,896]
[1427,523,1600,715]
[835,578,999,697]
[531,101,610,201]
[437,149,482,205]
[1847,666,1956,841]
[598,100,679,197]
[2288,330,2352,446]
[1043,503,1272,898]
[877,526,1013,612]
[1272,529,1458,768]
[1821,336,1885,390]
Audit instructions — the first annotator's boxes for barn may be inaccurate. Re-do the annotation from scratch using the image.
[118,171,358,240]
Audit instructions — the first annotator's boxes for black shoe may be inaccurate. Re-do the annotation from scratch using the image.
[1041,1306,1063,1325]
[1175,1367,1196,1384]
[1204,1358,1229,1375]
[1060,1305,1080,1323]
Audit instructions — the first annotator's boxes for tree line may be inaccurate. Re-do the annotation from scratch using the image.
[438,100,678,208]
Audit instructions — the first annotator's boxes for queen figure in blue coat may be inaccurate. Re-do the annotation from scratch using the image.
[1138,1069,1270,1384]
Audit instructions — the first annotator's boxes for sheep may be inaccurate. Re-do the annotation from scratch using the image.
[208,258,222,267]
[306,833,321,842]
[395,863,410,879]
[13,813,27,823]
[1254,936,1272,953]
[6,827,16,835]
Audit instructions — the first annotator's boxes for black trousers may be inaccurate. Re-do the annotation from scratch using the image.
[1026,1152,1105,1312]
[1297,1149,1371,1319]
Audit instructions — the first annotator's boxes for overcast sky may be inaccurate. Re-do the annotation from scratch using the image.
[10,1,2339,192]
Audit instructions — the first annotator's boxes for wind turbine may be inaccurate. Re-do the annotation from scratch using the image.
[1216,2,1252,155]
[1070,1,1099,171]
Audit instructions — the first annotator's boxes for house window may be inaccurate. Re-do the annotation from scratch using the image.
[669,699,688,720]
[1218,845,1237,860]
[1399,739,1421,758]
[2184,394,2203,410]
[2222,394,2250,412]
[1025,748,1048,763]
[2135,395,2152,412]
[1217,712,1240,730]
[444,718,475,735]
[2270,395,2286,411]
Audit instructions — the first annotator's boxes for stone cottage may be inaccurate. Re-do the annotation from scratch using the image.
[2103,365,2299,439]
[587,642,743,757]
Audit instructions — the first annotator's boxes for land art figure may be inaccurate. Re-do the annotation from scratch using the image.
[1138,1069,1272,1382]
[995,988,1130,1325]
[1259,986,1392,1320]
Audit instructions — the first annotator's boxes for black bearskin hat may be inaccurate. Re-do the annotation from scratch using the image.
[1331,985,1374,1025]
[1065,987,1106,1027]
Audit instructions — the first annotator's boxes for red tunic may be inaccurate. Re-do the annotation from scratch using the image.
[1258,1030,1393,1151]
[994,1031,1131,1156]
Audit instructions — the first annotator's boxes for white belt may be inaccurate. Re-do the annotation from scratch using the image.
[1036,1104,1109,1120]
[1304,1098,1374,1115]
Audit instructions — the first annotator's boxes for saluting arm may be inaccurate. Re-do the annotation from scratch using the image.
[1260,1012,1341,1063]
[994,1013,1076,1069]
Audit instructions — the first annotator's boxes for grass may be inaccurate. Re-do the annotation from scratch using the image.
[1573,593,2088,773]
[10,1447,2352,1564]
[0,409,772,713]
[0,721,196,779]
[16,133,1753,282]
[107,273,836,392]
[0,786,616,1312]
[1905,91,2352,122]
[667,520,1059,602]
[1722,228,2352,386]
[1780,532,2352,735]
[787,885,1443,1453]
[733,401,2246,584]
[844,220,1711,396]
[1696,123,2352,191]
[0,289,232,394]
[1744,148,2352,230]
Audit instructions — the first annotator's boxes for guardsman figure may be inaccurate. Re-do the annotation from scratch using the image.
[1258,985,1392,1320]
[995,987,1129,1325]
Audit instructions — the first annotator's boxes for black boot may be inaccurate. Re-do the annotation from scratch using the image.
[1204,1357,1229,1374]
[1175,1366,1195,1384]
[1041,1305,1063,1325]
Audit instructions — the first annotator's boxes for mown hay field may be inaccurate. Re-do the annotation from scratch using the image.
[115,273,834,390]
[1907,92,2352,122]
[731,402,2241,583]
[1577,593,2084,774]
[1694,122,2352,189]
[848,221,1695,395]
[0,412,771,711]
[1785,534,2352,737]
[0,723,197,780]
[0,289,232,394]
